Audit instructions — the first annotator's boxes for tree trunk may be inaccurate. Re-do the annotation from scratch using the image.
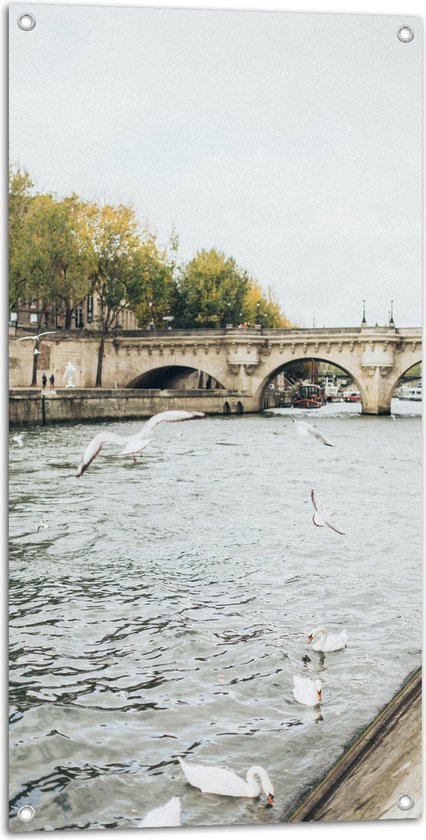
[96,334,105,386]
[64,302,72,330]
[31,343,39,386]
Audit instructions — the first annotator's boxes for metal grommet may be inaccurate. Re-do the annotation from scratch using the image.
[397,793,414,811]
[17,805,36,823]
[397,25,414,43]
[17,13,37,31]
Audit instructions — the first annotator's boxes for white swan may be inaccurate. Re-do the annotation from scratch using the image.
[292,419,334,447]
[293,676,322,706]
[307,627,347,652]
[139,796,181,827]
[311,490,345,535]
[76,410,205,476]
[178,757,274,804]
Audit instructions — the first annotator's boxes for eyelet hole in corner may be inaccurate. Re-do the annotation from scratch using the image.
[17,805,36,823]
[397,793,414,811]
[397,25,415,43]
[17,13,36,31]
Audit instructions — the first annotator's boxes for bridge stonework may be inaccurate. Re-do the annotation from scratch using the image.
[9,326,422,415]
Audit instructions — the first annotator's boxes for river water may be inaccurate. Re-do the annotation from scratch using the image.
[9,400,422,830]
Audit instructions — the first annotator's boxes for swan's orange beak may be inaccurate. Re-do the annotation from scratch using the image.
[307,635,313,644]
[317,690,322,702]
[267,793,274,807]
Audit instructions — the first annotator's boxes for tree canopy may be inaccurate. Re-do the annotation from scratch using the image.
[9,165,291,340]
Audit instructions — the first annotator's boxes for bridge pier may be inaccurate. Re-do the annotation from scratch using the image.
[360,367,393,415]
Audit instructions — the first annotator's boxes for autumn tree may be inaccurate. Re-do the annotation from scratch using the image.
[244,279,291,328]
[9,166,35,308]
[9,171,95,328]
[89,204,172,385]
[172,249,250,328]
[26,194,95,328]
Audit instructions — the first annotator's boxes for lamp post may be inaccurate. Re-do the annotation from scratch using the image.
[389,300,395,325]
[362,299,366,325]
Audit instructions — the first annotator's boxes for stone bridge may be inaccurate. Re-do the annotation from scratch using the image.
[9,325,422,415]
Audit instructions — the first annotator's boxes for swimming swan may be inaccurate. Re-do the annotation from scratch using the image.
[178,757,274,804]
[139,796,181,827]
[307,627,347,652]
[293,676,322,706]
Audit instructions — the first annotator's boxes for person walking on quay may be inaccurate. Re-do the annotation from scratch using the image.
[42,373,47,389]
[49,373,55,390]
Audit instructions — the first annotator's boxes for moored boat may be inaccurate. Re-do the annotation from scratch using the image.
[292,384,324,409]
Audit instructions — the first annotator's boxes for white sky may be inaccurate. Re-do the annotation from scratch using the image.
[9,3,422,327]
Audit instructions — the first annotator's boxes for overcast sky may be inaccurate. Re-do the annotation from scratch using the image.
[9,4,422,327]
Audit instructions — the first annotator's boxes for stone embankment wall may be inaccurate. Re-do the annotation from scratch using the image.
[9,389,249,426]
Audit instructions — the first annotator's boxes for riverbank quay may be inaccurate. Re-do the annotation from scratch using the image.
[287,668,421,822]
[9,387,247,426]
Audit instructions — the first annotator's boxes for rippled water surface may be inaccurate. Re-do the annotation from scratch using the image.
[9,401,422,830]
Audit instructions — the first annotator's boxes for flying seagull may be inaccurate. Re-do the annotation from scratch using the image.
[292,419,334,447]
[16,331,57,342]
[16,331,57,355]
[12,434,24,447]
[76,410,205,477]
[311,490,345,535]
[36,518,49,533]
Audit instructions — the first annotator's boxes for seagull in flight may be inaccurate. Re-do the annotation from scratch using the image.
[36,518,49,533]
[76,410,205,477]
[311,490,345,535]
[12,434,24,447]
[292,419,334,447]
[16,331,57,355]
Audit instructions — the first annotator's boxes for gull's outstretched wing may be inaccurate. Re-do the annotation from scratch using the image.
[323,514,345,536]
[118,437,152,457]
[141,410,205,438]
[76,431,126,477]
[310,426,334,447]
[311,489,324,512]
[16,331,56,342]
[120,410,205,456]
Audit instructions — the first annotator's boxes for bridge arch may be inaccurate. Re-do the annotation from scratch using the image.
[127,364,225,390]
[255,356,367,411]
[386,355,422,404]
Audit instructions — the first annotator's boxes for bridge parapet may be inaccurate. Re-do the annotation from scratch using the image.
[9,325,421,415]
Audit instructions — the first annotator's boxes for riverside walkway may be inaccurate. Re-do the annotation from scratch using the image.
[288,668,421,822]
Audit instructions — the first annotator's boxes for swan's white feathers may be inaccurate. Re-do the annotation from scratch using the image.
[179,758,248,796]
[293,675,322,706]
[178,757,272,798]
[308,627,347,652]
[139,797,181,828]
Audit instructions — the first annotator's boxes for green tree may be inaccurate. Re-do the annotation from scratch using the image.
[89,204,171,385]
[9,176,95,328]
[28,194,95,328]
[9,166,35,308]
[172,249,250,328]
